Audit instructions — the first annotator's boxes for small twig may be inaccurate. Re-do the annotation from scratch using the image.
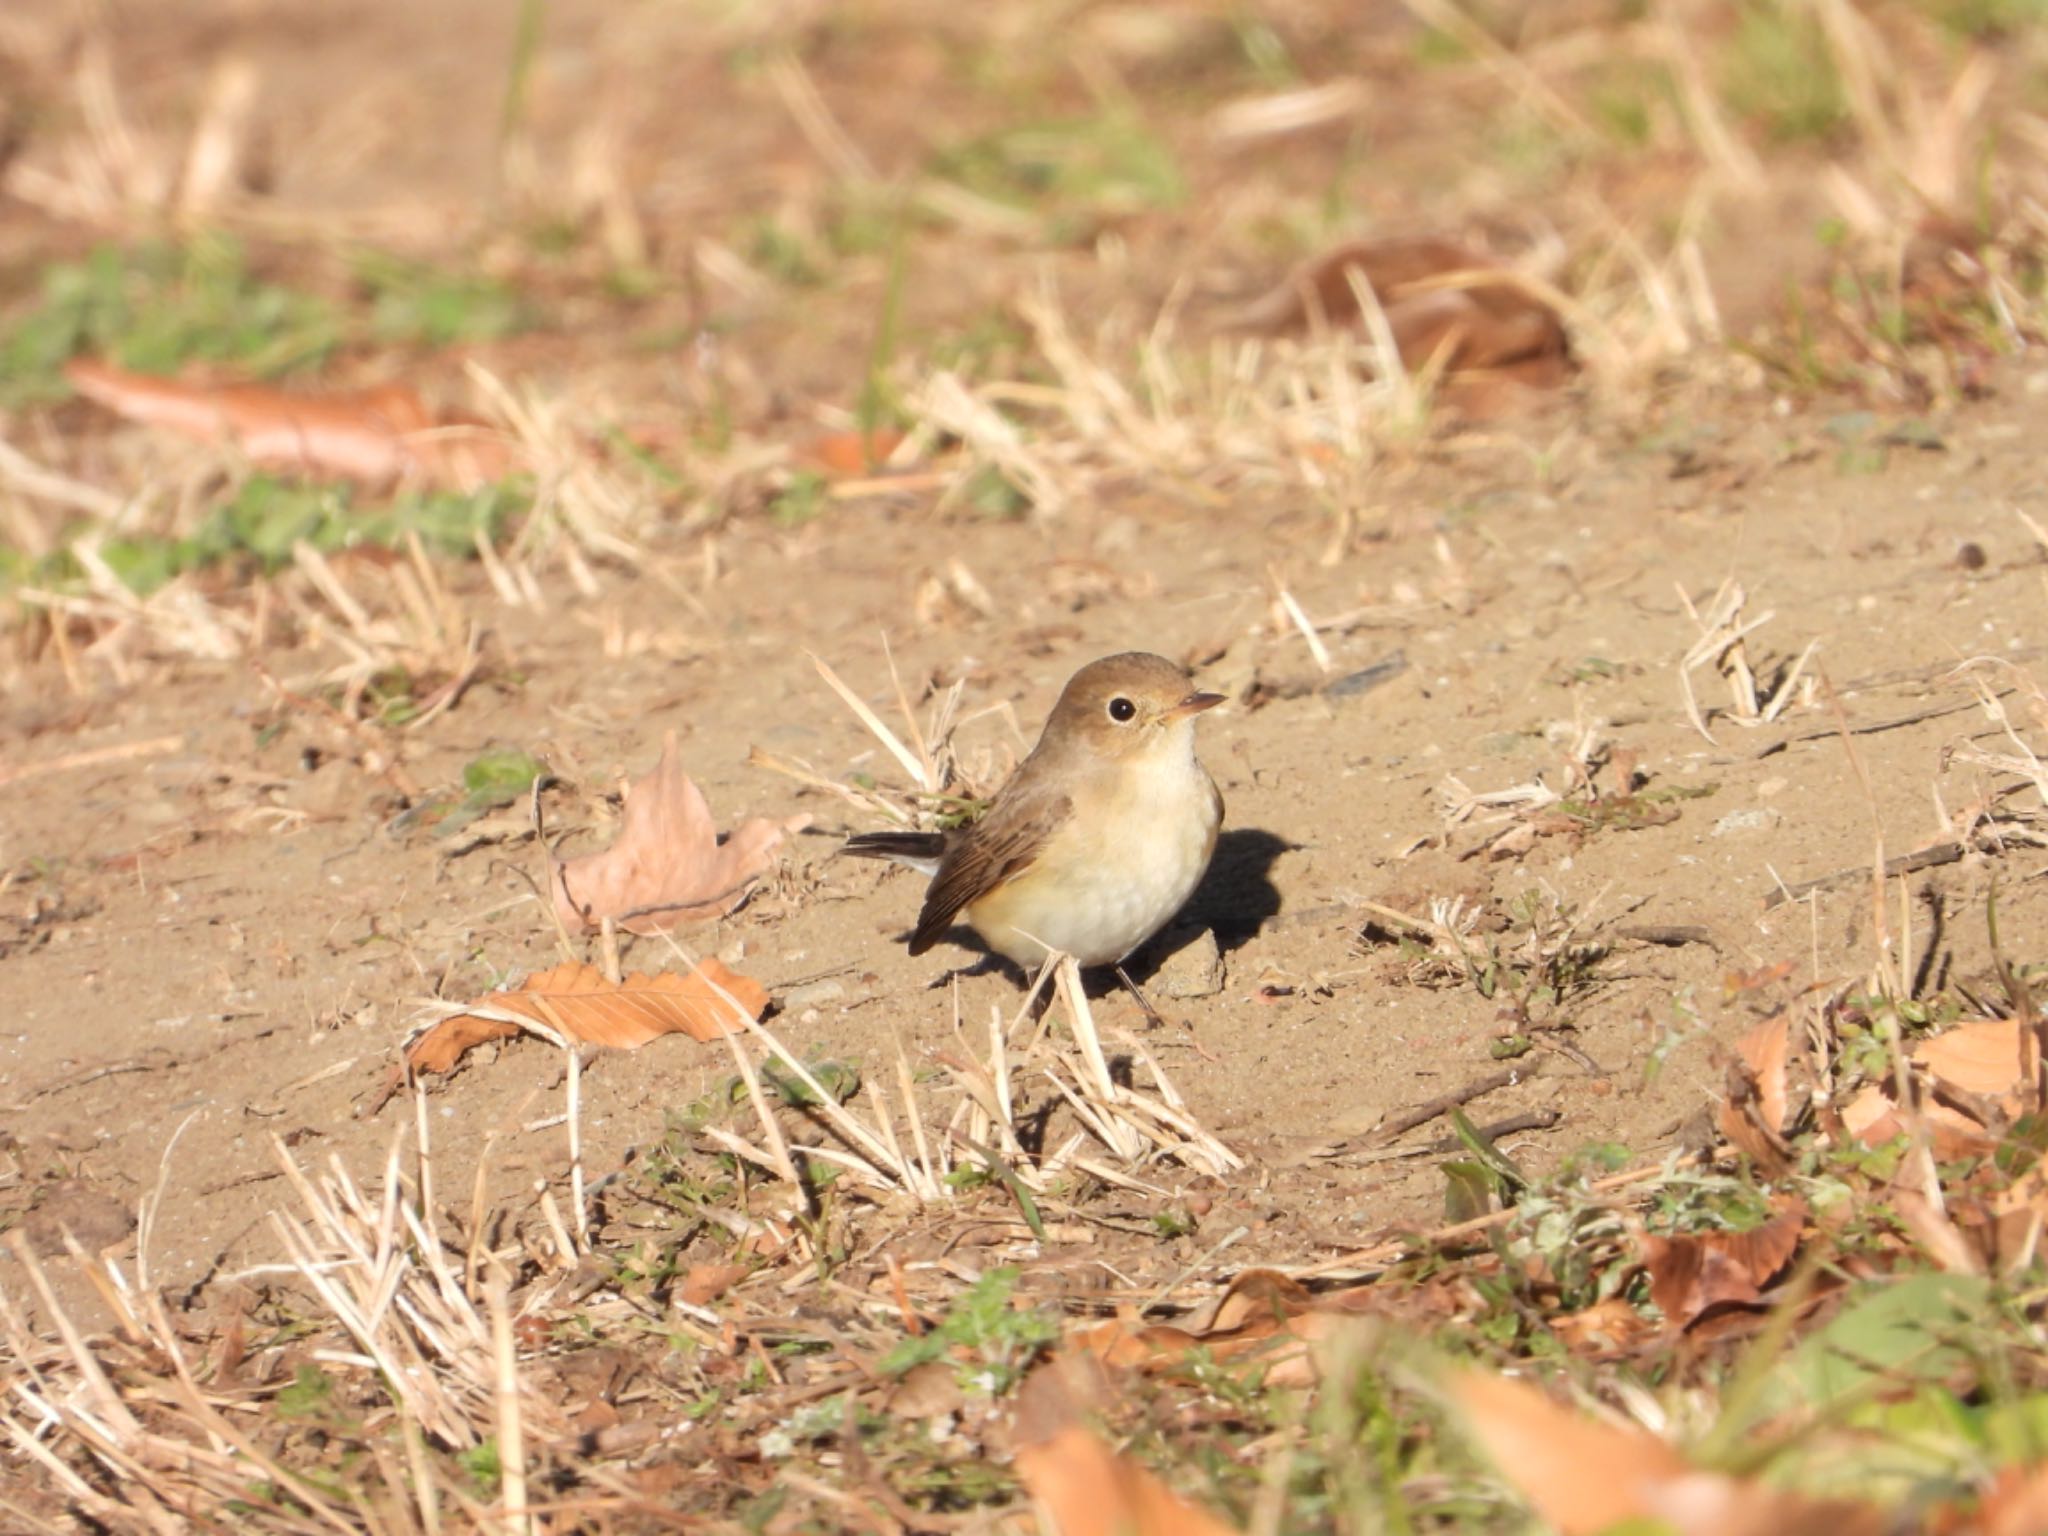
[1418,1108,1559,1152]
[1365,1067,1529,1147]
[1762,841,1969,909]
[1750,692,2005,759]
[1616,923,1718,949]
[0,734,187,789]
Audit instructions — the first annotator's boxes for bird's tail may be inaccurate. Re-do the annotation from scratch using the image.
[841,829,945,878]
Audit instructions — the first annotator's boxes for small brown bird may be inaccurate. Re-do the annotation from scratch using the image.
[844,652,1224,1005]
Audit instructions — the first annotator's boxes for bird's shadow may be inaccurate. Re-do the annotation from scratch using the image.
[1124,825,1292,981]
[1180,826,1292,952]
[915,826,1293,995]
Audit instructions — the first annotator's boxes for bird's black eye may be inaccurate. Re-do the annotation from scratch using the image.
[1107,696,1137,723]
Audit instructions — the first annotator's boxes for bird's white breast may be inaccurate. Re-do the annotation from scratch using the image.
[970,729,1220,968]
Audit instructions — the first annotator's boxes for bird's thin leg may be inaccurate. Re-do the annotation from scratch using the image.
[1112,964,1168,1029]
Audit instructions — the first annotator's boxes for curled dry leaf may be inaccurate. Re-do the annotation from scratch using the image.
[1449,1369,1891,1536]
[1222,237,1571,405]
[1915,1017,2037,1103]
[1641,1200,1806,1331]
[1066,1266,1455,1389]
[1840,1017,2035,1156]
[1967,1462,2048,1536]
[1450,1369,1686,1535]
[799,427,912,478]
[65,359,513,491]
[679,1261,751,1308]
[1890,1187,1987,1278]
[1013,1361,1240,1536]
[1548,1296,1661,1358]
[405,959,766,1075]
[552,731,811,937]
[1718,1012,1794,1173]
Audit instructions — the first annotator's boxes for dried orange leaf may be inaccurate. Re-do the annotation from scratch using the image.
[801,427,910,477]
[406,959,766,1075]
[1841,1081,1995,1159]
[1449,1369,1686,1534]
[553,732,810,937]
[1839,1082,1901,1145]
[1453,1369,1891,1536]
[1972,1462,2048,1536]
[1890,1188,1988,1278]
[65,358,510,491]
[1734,1014,1793,1134]
[1642,1201,1806,1330]
[1200,1267,1314,1333]
[1227,237,1570,390]
[1916,1018,2028,1102]
[680,1261,751,1307]
[1013,1364,1239,1536]
[1718,1012,1794,1170]
[1550,1297,1660,1357]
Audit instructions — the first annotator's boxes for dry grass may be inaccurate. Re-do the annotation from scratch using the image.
[12,1,2048,1528]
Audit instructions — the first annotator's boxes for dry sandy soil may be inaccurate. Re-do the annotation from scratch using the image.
[3,0,2046,1399]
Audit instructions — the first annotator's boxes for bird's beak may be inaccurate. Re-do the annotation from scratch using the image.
[1165,690,1226,722]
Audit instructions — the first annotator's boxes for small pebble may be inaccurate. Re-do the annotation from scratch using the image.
[783,979,847,1011]
[1151,927,1225,1000]
[1711,808,1779,838]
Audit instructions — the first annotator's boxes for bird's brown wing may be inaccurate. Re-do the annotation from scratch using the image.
[908,785,1070,955]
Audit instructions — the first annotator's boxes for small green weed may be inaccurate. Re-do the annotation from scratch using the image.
[931,110,1184,240]
[1554,780,1717,834]
[1723,1,1849,143]
[353,250,528,347]
[2,237,339,405]
[387,746,545,838]
[769,468,831,525]
[2,238,533,408]
[879,1267,1058,1394]
[7,476,527,596]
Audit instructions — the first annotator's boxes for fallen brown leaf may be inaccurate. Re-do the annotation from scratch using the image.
[1449,1369,1890,1536]
[1890,1187,1987,1278]
[1641,1201,1806,1331]
[1549,1296,1661,1358]
[1015,1424,1243,1536]
[800,427,911,477]
[1013,1361,1240,1536]
[1963,1462,2048,1536]
[1223,237,1571,408]
[1840,1084,1993,1159]
[1916,1018,2032,1104]
[1719,1012,1794,1173]
[552,731,810,937]
[1841,1017,2035,1158]
[1450,1369,1687,1535]
[65,358,511,491]
[679,1262,751,1307]
[1064,1267,1458,1389]
[405,959,766,1075]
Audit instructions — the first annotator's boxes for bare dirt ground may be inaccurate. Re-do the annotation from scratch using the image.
[6,0,2048,1528]
[8,385,2041,1303]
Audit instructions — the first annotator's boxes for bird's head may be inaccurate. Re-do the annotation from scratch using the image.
[1042,651,1223,762]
